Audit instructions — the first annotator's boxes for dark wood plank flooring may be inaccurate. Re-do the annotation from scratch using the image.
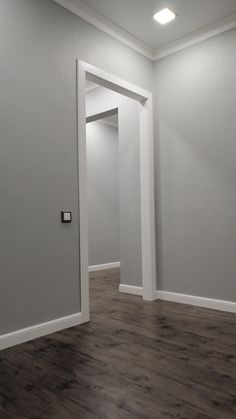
[0,268,236,418]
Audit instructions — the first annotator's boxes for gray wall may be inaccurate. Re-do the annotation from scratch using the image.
[86,87,142,287]
[1,0,235,337]
[87,120,120,266]
[0,0,152,335]
[154,28,236,301]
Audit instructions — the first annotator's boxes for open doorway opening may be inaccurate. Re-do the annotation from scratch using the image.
[86,79,144,304]
[86,100,120,310]
[86,100,120,266]
[77,61,156,323]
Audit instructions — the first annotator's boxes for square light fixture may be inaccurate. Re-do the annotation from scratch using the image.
[153,8,176,25]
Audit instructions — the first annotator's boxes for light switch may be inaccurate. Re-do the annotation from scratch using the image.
[61,211,72,223]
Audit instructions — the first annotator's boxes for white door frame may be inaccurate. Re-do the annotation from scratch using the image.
[77,60,156,322]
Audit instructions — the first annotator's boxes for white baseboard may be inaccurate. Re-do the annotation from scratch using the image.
[0,312,87,351]
[89,262,120,272]
[156,291,236,313]
[118,285,236,313]
[119,284,143,296]
[3,290,233,352]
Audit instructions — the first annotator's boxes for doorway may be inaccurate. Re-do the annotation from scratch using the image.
[77,61,156,323]
[86,107,120,271]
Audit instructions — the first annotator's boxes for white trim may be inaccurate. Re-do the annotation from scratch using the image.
[86,84,99,93]
[119,284,143,296]
[54,0,236,61]
[100,118,118,129]
[119,286,236,313]
[0,312,86,351]
[85,63,150,102]
[89,262,120,272]
[77,62,90,323]
[77,60,157,303]
[156,291,236,313]
[86,108,118,124]
[153,14,236,60]
[139,98,156,301]
[54,0,153,59]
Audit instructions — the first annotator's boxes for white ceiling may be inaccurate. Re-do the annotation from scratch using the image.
[76,0,236,48]
[55,0,236,59]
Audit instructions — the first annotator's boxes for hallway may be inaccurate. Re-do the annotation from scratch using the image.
[0,269,236,418]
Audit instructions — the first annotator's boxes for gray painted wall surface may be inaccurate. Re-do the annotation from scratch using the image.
[87,121,120,266]
[154,28,236,301]
[0,0,152,335]
[86,88,142,287]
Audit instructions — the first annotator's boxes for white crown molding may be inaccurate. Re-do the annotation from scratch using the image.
[89,262,120,272]
[153,13,236,60]
[54,0,154,59]
[0,312,86,351]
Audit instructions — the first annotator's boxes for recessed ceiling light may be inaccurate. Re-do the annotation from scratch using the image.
[153,8,176,25]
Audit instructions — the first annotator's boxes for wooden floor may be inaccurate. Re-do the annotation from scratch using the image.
[0,269,236,418]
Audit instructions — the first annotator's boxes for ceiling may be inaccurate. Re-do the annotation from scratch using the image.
[76,0,236,47]
[55,0,236,59]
